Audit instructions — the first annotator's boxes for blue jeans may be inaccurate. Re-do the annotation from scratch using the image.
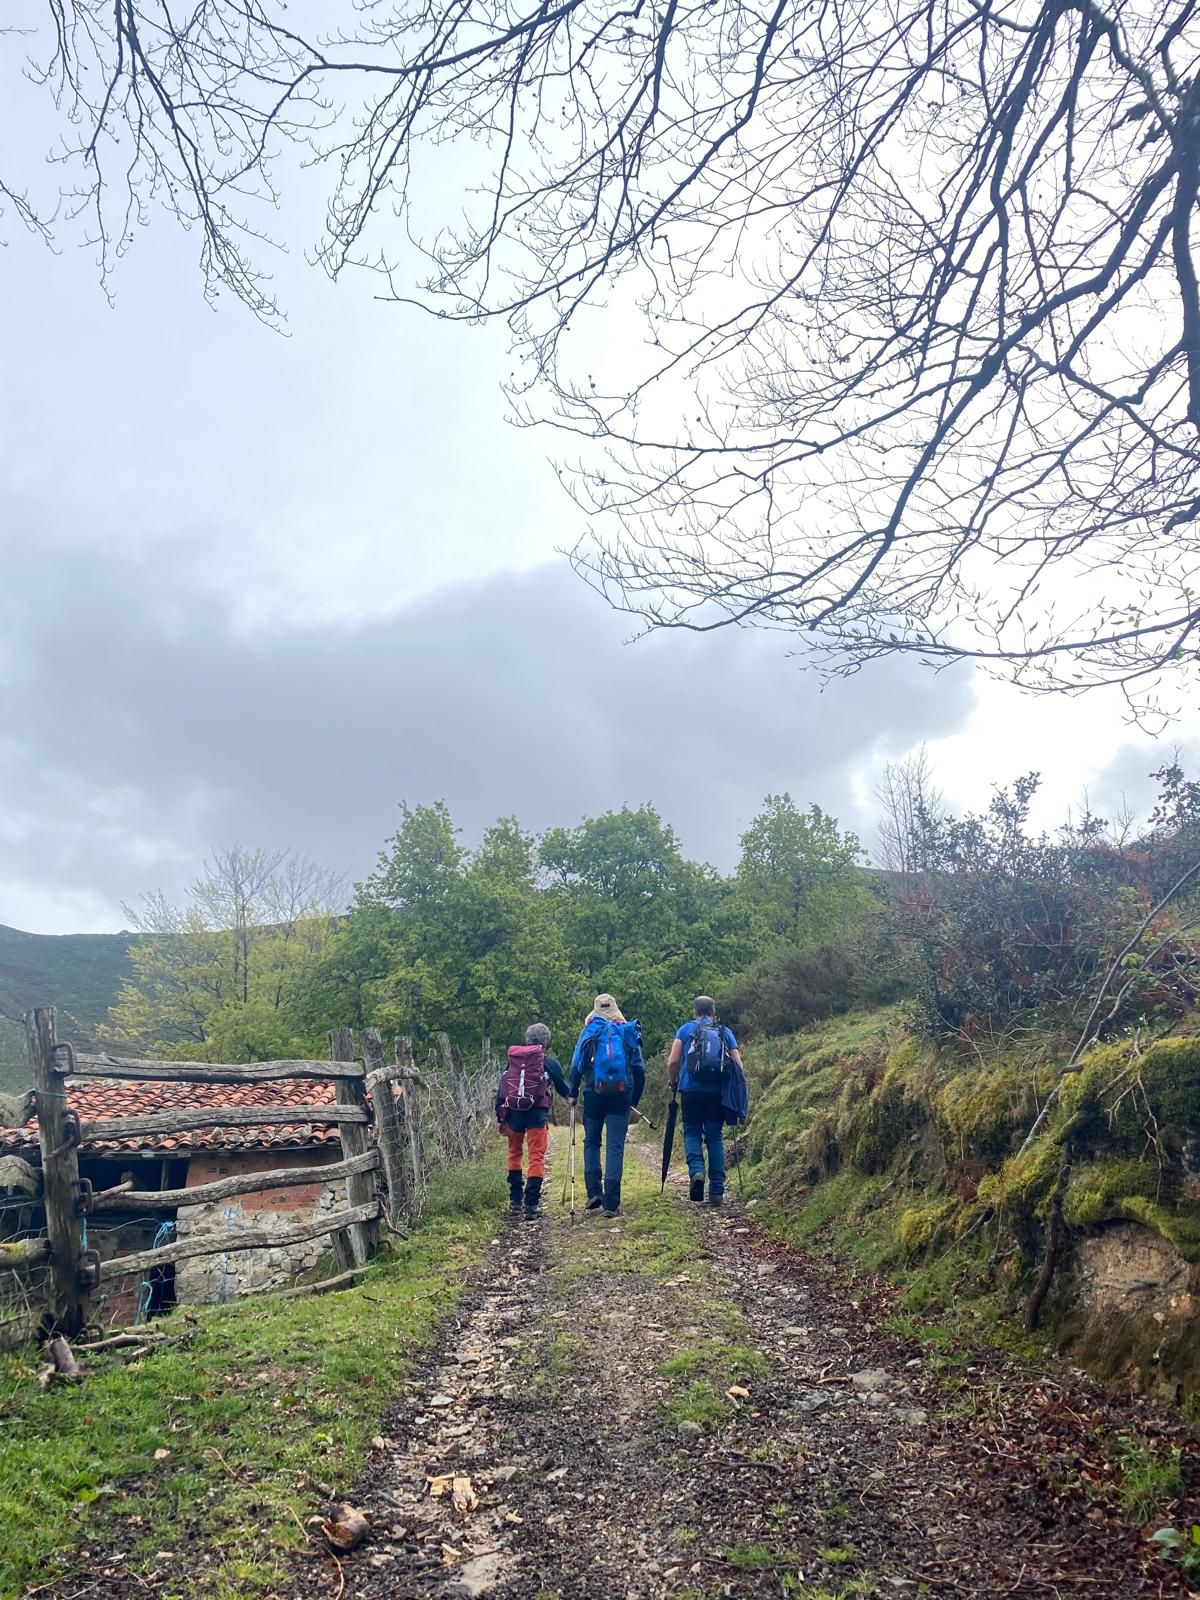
[583,1108,629,1206]
[682,1099,726,1196]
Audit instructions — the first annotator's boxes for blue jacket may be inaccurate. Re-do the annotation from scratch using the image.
[675,1018,749,1126]
[570,1017,645,1115]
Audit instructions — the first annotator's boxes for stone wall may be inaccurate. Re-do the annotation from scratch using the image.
[174,1148,344,1303]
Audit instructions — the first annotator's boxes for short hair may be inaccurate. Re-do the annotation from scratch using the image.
[693,995,716,1017]
[525,1022,551,1046]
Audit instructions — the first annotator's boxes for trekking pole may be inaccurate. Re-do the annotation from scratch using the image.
[560,1102,572,1206]
[569,1102,577,1223]
[733,1129,746,1197]
[628,1103,658,1132]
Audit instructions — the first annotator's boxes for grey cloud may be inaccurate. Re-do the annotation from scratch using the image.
[0,524,975,929]
[1086,738,1199,831]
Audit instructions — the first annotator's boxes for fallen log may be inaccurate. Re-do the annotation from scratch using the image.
[243,1265,369,1301]
[76,1330,189,1352]
[38,1333,83,1386]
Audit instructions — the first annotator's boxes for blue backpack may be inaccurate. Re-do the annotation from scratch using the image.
[589,1019,640,1095]
[682,1018,729,1090]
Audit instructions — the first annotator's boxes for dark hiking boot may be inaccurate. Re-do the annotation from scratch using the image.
[708,1193,725,1208]
[585,1195,603,1211]
[689,1175,705,1203]
[602,1180,622,1216]
[524,1176,544,1219]
[507,1171,524,1213]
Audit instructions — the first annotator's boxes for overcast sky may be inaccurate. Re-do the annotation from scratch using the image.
[2,42,1197,933]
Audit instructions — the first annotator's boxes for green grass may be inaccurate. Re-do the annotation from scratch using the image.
[663,1379,731,1430]
[1113,1436,1186,1521]
[725,1544,803,1571]
[0,1189,495,1597]
[554,1140,701,1285]
[659,1340,768,1384]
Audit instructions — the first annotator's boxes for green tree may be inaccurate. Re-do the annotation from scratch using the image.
[541,806,742,1049]
[736,796,869,950]
[103,850,343,1059]
[320,807,576,1052]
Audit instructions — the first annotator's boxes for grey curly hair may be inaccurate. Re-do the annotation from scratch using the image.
[525,1022,551,1046]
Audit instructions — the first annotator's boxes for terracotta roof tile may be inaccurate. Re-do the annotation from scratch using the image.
[2,1078,342,1156]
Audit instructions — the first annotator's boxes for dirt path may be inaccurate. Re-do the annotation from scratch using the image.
[289,1133,1199,1600]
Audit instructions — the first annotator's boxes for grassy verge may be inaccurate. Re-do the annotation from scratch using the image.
[552,1128,701,1285]
[0,1156,501,1599]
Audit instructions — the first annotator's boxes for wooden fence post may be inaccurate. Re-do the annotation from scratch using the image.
[329,1028,377,1267]
[438,1034,472,1158]
[361,1028,409,1224]
[27,1008,86,1334]
[397,1038,426,1209]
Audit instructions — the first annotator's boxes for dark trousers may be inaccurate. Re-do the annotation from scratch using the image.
[583,1108,629,1208]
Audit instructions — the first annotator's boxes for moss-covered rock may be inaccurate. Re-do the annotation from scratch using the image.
[898,1199,958,1255]
[746,1005,1200,1406]
[1063,1160,1162,1226]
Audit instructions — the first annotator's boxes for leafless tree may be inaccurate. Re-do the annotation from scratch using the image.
[875,747,945,874]
[7,0,1200,704]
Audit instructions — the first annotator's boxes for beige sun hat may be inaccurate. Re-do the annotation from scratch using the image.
[590,992,626,1023]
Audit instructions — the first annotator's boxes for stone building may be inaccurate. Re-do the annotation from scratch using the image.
[1,1079,345,1324]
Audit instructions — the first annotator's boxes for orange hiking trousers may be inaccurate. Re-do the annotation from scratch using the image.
[505,1124,548,1179]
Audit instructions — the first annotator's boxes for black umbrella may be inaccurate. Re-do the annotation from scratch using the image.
[660,1091,679,1191]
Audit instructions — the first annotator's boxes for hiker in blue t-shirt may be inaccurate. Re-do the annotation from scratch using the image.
[667,996,744,1206]
[569,993,646,1217]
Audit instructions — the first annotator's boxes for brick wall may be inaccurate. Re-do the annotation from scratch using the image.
[175,1147,345,1304]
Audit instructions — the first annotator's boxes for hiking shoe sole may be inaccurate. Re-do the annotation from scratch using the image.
[689,1176,705,1203]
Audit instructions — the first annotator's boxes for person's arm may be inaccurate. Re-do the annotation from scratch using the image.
[546,1055,571,1098]
[569,1033,587,1102]
[725,1026,744,1070]
[667,1038,683,1088]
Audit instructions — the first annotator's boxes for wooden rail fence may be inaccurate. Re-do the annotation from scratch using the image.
[0,1008,496,1338]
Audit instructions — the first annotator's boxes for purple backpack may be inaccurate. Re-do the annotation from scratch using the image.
[499,1044,551,1112]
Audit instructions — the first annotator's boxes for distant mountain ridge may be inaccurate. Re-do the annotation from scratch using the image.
[0,923,133,1092]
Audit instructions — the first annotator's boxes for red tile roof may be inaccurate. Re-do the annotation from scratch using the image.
[2,1078,342,1156]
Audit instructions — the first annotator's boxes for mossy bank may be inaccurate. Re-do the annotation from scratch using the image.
[744,1009,1200,1406]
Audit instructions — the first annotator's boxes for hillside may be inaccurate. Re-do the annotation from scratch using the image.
[744,1008,1200,1405]
[0,922,132,1092]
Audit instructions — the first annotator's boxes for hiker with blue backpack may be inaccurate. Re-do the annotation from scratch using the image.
[568,993,645,1216]
[666,996,748,1206]
[496,1023,572,1219]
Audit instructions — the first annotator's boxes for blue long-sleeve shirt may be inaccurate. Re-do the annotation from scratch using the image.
[569,1020,645,1116]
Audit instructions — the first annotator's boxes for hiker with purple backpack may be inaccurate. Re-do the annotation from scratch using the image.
[496,1023,571,1219]
[568,993,646,1217]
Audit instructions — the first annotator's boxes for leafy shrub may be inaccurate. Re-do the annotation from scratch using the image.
[878,769,1200,1043]
[718,945,862,1038]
